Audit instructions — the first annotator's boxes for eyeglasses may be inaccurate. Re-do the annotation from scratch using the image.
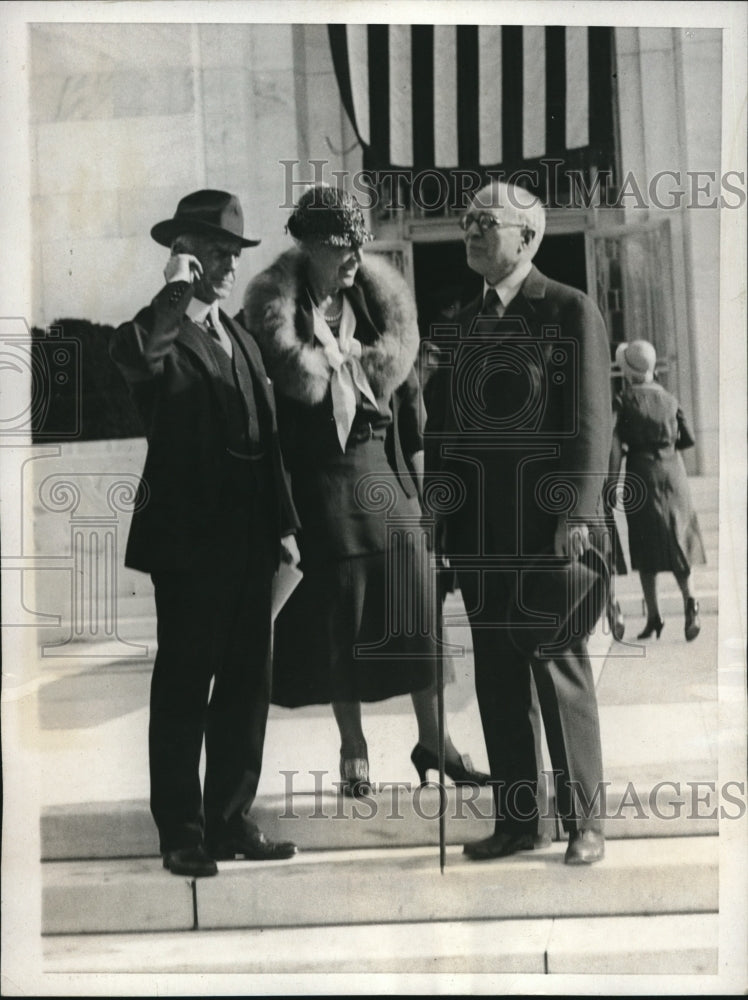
[458,213,529,235]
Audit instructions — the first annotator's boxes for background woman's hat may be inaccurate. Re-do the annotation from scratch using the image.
[286,184,373,248]
[615,339,657,383]
[151,189,260,248]
[507,546,610,658]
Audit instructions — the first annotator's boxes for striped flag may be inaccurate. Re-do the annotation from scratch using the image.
[328,24,614,176]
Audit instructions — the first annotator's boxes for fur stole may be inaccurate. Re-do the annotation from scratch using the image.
[243,247,419,405]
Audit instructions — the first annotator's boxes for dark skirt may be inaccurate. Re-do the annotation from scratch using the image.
[625,452,706,574]
[271,540,439,707]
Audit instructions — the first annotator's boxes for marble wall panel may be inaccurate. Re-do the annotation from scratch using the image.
[33,190,121,245]
[116,185,198,240]
[39,236,164,327]
[35,113,200,196]
[201,68,252,190]
[196,23,249,68]
[29,23,192,75]
[31,69,193,124]
[247,23,295,72]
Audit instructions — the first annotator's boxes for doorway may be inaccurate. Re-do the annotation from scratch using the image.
[412,232,588,340]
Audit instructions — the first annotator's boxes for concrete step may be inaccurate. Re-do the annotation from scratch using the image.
[40,775,719,862]
[616,590,718,618]
[42,836,718,935]
[43,912,718,975]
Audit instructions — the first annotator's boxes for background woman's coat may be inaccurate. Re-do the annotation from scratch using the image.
[615,382,706,573]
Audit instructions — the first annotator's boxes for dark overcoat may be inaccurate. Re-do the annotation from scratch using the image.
[110,280,299,573]
[615,382,706,573]
[425,264,613,556]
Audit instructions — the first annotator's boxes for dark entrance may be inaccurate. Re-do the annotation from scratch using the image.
[412,232,588,340]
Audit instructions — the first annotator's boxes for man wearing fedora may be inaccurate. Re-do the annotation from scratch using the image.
[110,190,301,877]
[425,181,612,864]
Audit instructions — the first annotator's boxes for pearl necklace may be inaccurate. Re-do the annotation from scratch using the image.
[308,286,343,325]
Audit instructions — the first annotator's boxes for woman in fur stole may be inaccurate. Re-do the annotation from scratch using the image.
[243,185,487,796]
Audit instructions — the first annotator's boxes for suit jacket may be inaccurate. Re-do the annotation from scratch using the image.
[424,264,613,555]
[110,280,299,573]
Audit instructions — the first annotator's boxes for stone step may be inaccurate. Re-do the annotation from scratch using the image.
[43,912,718,975]
[616,590,718,618]
[40,776,719,861]
[79,595,718,659]
[42,836,718,935]
[614,562,718,588]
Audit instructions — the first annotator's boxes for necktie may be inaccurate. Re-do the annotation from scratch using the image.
[482,287,501,315]
[203,311,232,357]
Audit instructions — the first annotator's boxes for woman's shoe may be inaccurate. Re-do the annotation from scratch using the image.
[339,755,372,797]
[607,597,626,641]
[411,743,491,788]
[637,615,665,640]
[684,598,701,642]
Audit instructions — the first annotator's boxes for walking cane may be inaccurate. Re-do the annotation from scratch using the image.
[435,548,447,873]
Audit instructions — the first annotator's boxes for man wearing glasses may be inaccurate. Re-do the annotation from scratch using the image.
[425,181,612,864]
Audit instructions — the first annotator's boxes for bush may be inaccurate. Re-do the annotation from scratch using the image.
[32,320,144,442]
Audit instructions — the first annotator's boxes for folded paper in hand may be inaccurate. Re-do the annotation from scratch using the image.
[271,562,303,621]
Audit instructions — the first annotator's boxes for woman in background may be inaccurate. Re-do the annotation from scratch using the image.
[244,185,488,795]
[613,340,706,641]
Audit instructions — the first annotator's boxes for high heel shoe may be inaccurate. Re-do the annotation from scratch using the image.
[606,596,626,641]
[637,615,664,640]
[684,598,701,642]
[339,755,372,797]
[411,743,490,788]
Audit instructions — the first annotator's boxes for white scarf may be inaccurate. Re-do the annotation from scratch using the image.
[310,295,379,452]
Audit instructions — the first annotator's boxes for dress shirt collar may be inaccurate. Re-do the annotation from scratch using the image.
[185,297,233,357]
[185,297,218,326]
[483,258,533,311]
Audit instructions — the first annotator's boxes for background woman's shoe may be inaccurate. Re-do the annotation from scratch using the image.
[339,755,372,797]
[607,598,626,641]
[684,598,701,641]
[411,743,490,787]
[637,615,664,640]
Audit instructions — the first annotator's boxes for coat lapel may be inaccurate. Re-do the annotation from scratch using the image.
[176,317,220,372]
[220,311,276,417]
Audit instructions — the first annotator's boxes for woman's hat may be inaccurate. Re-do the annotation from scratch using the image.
[150,189,261,248]
[507,546,610,659]
[615,339,657,383]
[287,184,374,248]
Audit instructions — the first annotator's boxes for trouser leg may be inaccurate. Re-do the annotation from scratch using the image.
[460,569,543,833]
[149,572,218,853]
[203,565,273,843]
[532,637,604,833]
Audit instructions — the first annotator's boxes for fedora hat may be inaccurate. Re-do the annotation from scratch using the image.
[150,189,260,248]
[507,546,610,659]
[615,339,657,384]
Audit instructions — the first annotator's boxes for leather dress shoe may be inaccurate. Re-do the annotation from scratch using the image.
[564,828,605,865]
[463,829,552,861]
[162,845,218,878]
[210,826,297,861]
